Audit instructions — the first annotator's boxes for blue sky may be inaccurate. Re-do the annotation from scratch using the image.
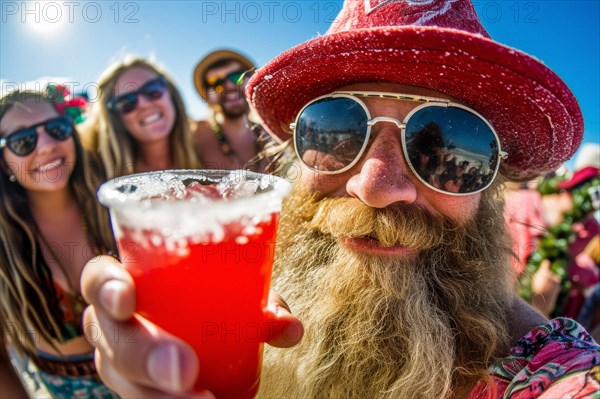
[1,0,598,170]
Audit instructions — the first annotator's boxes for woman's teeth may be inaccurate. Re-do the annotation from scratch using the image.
[142,112,161,125]
[38,158,63,172]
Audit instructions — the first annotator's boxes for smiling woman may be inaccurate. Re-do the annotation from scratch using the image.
[82,57,202,178]
[0,89,118,398]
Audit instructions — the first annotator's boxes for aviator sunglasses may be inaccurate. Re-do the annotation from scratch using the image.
[205,70,248,93]
[291,91,508,195]
[0,115,74,157]
[107,76,168,115]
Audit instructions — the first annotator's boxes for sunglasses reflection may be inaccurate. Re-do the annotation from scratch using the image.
[206,70,250,94]
[107,77,168,115]
[293,93,504,194]
[1,116,75,157]
[297,116,499,194]
[407,123,497,194]
[296,117,364,172]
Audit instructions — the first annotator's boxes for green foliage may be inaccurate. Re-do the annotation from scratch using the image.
[537,175,562,195]
[518,176,600,317]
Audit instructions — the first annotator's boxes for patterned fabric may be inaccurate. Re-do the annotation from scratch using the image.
[35,351,119,399]
[470,318,600,398]
[8,346,120,399]
[52,280,87,340]
[37,370,119,399]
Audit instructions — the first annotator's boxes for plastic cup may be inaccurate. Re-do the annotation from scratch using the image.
[97,170,291,398]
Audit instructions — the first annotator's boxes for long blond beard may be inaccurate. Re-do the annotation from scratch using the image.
[259,185,514,399]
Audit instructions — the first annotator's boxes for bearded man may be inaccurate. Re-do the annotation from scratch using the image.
[81,0,600,398]
[192,49,274,173]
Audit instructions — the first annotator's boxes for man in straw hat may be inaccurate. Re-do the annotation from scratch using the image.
[193,49,273,172]
[81,0,600,397]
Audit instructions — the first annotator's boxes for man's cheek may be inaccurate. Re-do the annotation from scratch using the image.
[299,167,351,196]
[433,193,480,225]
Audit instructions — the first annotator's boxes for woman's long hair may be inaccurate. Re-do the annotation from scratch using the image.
[0,91,117,361]
[83,57,201,178]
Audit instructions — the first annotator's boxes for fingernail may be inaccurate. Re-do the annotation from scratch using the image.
[276,304,291,317]
[99,280,125,315]
[148,344,183,392]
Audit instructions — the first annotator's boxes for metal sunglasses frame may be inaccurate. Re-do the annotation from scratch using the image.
[290,91,508,196]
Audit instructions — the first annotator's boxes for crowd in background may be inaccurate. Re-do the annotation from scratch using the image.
[504,143,600,339]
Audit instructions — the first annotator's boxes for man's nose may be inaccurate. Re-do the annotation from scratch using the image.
[224,78,240,90]
[346,126,417,208]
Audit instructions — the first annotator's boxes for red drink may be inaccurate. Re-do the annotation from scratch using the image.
[98,170,290,399]
[118,214,278,398]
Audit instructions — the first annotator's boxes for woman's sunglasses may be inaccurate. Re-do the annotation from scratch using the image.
[291,91,508,196]
[0,115,74,157]
[107,76,168,115]
[205,70,248,93]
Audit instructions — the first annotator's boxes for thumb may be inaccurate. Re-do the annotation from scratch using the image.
[263,292,304,348]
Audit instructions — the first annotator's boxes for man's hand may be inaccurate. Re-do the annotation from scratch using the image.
[81,255,303,398]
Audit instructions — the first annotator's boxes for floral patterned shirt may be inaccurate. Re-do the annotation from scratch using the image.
[470,318,600,398]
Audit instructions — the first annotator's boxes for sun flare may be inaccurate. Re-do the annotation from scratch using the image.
[25,1,69,37]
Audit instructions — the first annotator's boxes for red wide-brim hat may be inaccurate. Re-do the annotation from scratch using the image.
[247,0,583,181]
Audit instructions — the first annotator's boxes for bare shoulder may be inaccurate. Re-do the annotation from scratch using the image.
[192,120,226,167]
[192,120,214,143]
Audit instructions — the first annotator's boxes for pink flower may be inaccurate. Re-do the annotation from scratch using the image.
[54,101,67,114]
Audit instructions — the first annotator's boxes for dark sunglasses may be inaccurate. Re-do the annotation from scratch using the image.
[205,70,248,93]
[107,76,167,115]
[0,115,74,157]
[291,91,508,195]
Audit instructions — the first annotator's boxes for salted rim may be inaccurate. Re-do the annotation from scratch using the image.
[97,170,291,227]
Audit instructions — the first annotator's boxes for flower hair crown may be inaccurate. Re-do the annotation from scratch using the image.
[46,84,88,124]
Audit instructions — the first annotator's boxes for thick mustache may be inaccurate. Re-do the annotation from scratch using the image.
[309,197,451,250]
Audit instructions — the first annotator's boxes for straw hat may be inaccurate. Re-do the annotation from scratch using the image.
[193,49,255,101]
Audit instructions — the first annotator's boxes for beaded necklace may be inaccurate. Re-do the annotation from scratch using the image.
[211,122,261,170]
